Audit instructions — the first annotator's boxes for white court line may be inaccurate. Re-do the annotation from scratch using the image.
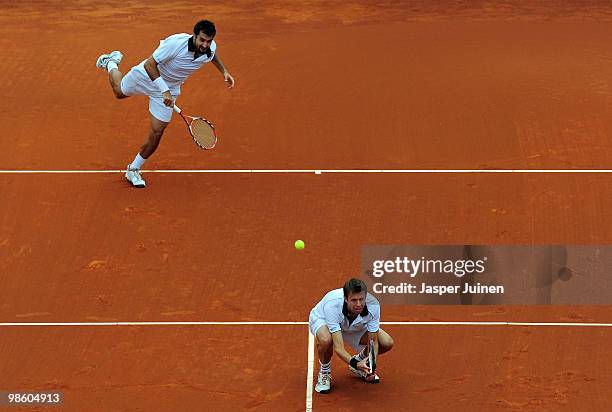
[3,169,612,174]
[306,331,315,412]
[2,321,608,412]
[382,321,612,327]
[0,321,308,326]
[0,321,610,327]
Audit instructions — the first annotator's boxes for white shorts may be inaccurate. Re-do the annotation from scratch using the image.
[309,313,367,352]
[120,67,179,123]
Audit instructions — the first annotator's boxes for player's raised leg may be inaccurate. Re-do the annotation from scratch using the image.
[314,325,333,394]
[95,50,128,99]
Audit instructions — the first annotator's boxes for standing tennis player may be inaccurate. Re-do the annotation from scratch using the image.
[309,278,394,394]
[95,19,235,188]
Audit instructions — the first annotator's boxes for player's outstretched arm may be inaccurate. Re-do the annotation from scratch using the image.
[212,53,235,88]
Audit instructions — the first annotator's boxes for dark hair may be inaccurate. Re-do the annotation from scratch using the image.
[194,20,216,37]
[343,278,367,298]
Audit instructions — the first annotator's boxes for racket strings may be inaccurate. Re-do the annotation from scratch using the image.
[190,119,216,149]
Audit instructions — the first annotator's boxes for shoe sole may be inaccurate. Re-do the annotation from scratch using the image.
[315,387,330,394]
[95,55,105,68]
[96,55,113,69]
[96,52,123,68]
[125,177,145,188]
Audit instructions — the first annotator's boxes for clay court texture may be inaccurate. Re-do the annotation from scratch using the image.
[1,1,611,411]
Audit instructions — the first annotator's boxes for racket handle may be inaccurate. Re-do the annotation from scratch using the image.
[173,105,182,114]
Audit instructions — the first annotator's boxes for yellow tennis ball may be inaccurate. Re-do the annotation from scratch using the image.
[295,240,305,250]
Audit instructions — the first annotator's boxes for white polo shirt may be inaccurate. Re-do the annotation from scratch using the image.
[134,33,217,91]
[310,288,380,335]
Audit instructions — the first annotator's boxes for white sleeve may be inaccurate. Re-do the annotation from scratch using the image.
[209,40,217,60]
[152,35,182,64]
[323,303,343,333]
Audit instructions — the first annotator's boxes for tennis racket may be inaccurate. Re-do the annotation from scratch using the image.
[174,104,218,149]
[368,338,377,375]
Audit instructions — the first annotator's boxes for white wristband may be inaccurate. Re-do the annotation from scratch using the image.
[153,76,170,93]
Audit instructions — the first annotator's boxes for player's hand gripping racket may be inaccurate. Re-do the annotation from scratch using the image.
[174,104,217,149]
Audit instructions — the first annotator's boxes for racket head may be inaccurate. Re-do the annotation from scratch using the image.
[189,117,217,150]
[368,339,376,373]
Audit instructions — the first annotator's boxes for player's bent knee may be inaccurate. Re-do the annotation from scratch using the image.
[150,128,165,139]
[112,87,127,99]
[381,336,394,353]
[317,334,333,348]
[316,327,333,348]
[150,123,168,135]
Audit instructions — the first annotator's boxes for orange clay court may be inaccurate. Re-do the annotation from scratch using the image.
[1,1,611,411]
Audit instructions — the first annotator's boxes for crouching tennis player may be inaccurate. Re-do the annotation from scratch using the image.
[95,19,235,188]
[309,278,394,394]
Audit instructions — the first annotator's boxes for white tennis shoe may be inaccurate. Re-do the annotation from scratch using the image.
[96,50,123,69]
[314,371,331,394]
[125,166,146,188]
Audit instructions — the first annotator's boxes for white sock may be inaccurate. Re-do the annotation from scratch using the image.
[319,360,331,374]
[106,61,118,72]
[129,153,146,170]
